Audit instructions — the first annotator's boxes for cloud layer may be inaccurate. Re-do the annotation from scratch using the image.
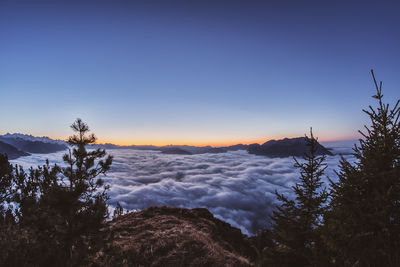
[11,147,355,235]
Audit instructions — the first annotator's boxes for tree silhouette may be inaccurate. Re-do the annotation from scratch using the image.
[0,154,13,219]
[1,119,113,266]
[55,118,113,263]
[325,70,400,266]
[264,129,329,267]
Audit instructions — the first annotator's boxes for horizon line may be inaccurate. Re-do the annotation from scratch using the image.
[95,137,359,147]
[1,132,359,147]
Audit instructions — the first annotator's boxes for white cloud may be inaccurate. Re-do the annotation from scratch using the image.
[11,148,355,236]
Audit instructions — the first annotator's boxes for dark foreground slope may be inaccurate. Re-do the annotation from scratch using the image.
[93,207,257,266]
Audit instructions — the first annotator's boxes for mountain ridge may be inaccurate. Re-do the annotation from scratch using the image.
[248,137,333,157]
[1,133,67,145]
[0,134,68,159]
[1,133,340,159]
[0,141,30,160]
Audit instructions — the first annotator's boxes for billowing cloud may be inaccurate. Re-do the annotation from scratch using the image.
[11,147,355,236]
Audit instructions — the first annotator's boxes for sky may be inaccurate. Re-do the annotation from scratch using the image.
[1,0,399,146]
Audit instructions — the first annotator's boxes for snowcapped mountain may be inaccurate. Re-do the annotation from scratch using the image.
[0,133,68,157]
[1,133,67,145]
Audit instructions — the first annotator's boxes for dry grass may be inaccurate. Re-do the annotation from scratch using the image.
[92,206,257,266]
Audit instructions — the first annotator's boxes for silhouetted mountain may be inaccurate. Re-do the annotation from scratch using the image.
[0,137,67,154]
[248,137,333,158]
[2,133,339,158]
[162,145,228,154]
[186,146,227,154]
[1,133,66,145]
[223,144,250,151]
[126,145,160,151]
[93,207,257,266]
[90,143,161,151]
[92,144,231,154]
[161,147,193,155]
[0,141,30,160]
[112,144,160,151]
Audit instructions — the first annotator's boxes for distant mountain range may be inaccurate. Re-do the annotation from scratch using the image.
[0,133,337,160]
[0,133,68,160]
[1,133,66,145]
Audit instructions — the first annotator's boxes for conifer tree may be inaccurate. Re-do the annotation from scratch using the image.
[56,118,113,263]
[265,129,329,267]
[9,119,113,266]
[0,154,13,218]
[0,154,19,265]
[325,70,400,266]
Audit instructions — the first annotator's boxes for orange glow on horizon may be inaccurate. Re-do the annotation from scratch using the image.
[94,134,360,147]
[96,139,267,147]
[43,132,360,147]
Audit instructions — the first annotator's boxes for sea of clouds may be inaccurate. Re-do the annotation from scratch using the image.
[11,142,356,236]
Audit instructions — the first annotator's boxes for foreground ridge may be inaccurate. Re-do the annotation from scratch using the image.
[93,206,258,266]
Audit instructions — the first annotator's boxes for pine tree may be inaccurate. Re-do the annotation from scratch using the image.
[0,154,19,265]
[11,162,64,266]
[9,119,113,266]
[0,154,13,219]
[56,118,113,264]
[325,70,400,266]
[264,129,329,267]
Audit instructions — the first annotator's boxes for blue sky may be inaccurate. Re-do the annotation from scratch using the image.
[1,0,399,145]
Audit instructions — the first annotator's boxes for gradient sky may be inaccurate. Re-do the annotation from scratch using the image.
[1,0,399,146]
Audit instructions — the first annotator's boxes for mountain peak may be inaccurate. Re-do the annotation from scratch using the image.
[249,136,333,158]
